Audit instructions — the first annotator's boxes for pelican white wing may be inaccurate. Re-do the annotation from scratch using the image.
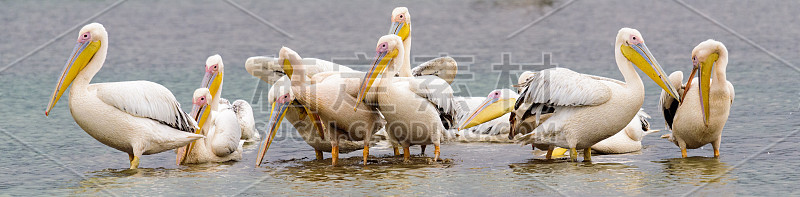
[517,68,612,108]
[407,75,461,129]
[245,56,355,86]
[93,81,198,133]
[411,57,458,84]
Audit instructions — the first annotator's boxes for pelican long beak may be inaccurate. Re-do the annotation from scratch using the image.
[281,58,294,79]
[354,48,398,110]
[621,42,681,101]
[458,97,517,130]
[389,21,410,41]
[200,70,222,96]
[176,103,210,165]
[698,53,719,126]
[256,93,291,167]
[45,40,101,116]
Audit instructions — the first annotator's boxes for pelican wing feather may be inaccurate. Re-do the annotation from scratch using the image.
[94,81,198,133]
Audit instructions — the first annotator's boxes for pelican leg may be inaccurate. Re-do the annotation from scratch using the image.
[331,145,339,166]
[393,146,401,156]
[420,145,427,155]
[712,136,721,158]
[677,139,688,158]
[315,150,324,160]
[583,148,592,162]
[403,146,411,163]
[363,129,372,166]
[130,156,140,169]
[569,148,578,162]
[545,145,554,160]
[433,145,440,162]
[129,147,143,169]
[327,123,339,166]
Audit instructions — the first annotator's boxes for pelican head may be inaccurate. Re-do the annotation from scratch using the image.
[255,91,293,167]
[189,88,213,129]
[45,23,106,116]
[690,39,728,125]
[177,88,213,164]
[617,28,681,101]
[277,47,305,79]
[516,71,536,92]
[389,7,411,41]
[354,34,403,110]
[201,54,224,97]
[458,89,519,130]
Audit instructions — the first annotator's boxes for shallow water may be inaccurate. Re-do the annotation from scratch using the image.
[1,0,799,196]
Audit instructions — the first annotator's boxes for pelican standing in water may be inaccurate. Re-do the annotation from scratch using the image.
[660,39,734,158]
[44,23,203,169]
[355,34,458,162]
[508,28,681,161]
[177,88,243,164]
[281,47,384,166]
[459,88,658,155]
[248,75,366,166]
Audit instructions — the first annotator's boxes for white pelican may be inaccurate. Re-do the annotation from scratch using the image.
[44,23,203,169]
[508,28,681,161]
[450,71,536,141]
[355,34,458,162]
[199,55,259,142]
[458,89,658,155]
[248,75,366,166]
[177,88,243,164]
[230,99,260,142]
[176,55,256,164]
[280,47,384,166]
[660,39,734,158]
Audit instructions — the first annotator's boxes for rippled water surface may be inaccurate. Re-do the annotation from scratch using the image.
[1,0,799,196]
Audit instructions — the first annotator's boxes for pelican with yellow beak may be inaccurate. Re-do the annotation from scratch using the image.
[249,75,367,167]
[176,88,243,164]
[459,88,659,155]
[509,28,681,162]
[355,34,458,163]
[660,39,734,158]
[198,55,259,142]
[44,23,203,169]
[280,47,384,166]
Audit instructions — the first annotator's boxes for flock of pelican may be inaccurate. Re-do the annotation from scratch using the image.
[44,7,733,169]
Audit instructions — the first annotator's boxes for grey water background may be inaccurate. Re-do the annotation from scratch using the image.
[1,0,799,195]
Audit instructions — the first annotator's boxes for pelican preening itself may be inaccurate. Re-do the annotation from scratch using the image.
[355,34,458,163]
[45,23,203,169]
[177,88,243,164]
[508,28,681,162]
[660,40,734,158]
